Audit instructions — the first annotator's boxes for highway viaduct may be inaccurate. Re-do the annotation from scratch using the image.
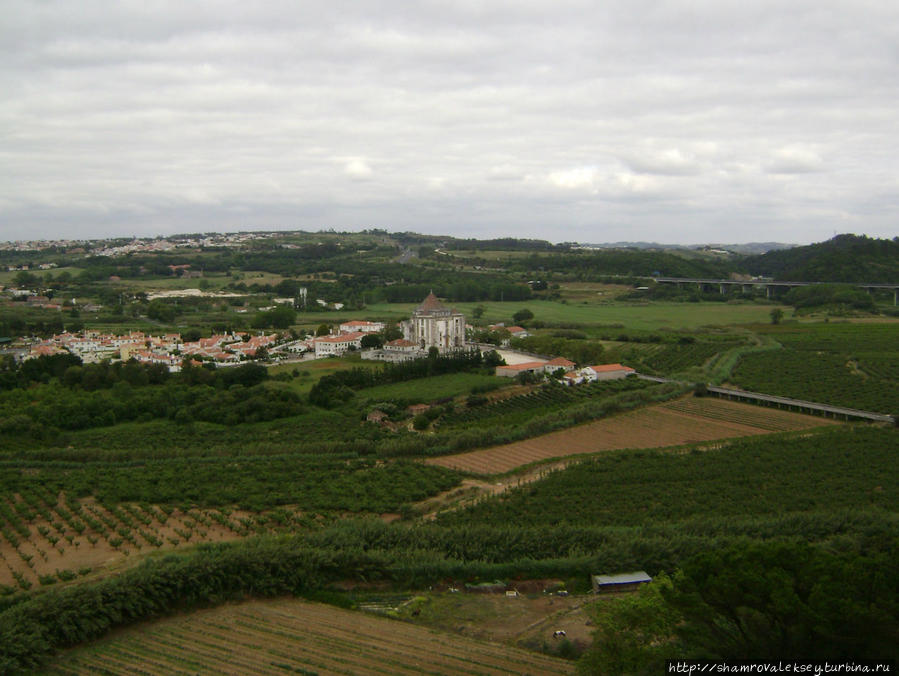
[652,277,899,304]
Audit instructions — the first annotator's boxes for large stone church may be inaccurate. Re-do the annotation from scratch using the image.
[401,292,466,351]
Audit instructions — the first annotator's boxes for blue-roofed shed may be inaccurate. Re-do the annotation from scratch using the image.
[592,571,652,593]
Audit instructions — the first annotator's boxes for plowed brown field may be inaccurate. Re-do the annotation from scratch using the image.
[48,597,575,676]
[426,396,838,474]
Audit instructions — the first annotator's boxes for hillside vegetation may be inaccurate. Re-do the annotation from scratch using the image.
[741,234,899,282]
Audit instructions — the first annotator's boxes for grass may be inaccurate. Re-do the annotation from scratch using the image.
[267,354,382,395]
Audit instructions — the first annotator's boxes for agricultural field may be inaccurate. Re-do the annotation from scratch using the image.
[730,321,899,413]
[437,379,654,432]
[394,588,595,654]
[0,458,461,593]
[3,234,898,672]
[47,597,575,675]
[554,281,632,303]
[428,396,837,474]
[440,425,898,528]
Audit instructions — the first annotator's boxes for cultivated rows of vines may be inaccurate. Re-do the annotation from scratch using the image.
[439,378,651,429]
[627,340,744,376]
[0,456,461,514]
[661,398,834,432]
[441,426,897,528]
[730,323,899,413]
[0,483,349,594]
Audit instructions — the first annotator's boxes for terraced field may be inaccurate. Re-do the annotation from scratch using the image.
[427,396,838,474]
[48,598,574,675]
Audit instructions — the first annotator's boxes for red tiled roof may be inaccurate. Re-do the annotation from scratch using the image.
[316,332,364,343]
[588,363,635,372]
[497,361,546,371]
[547,357,575,366]
[386,339,416,347]
[416,292,446,313]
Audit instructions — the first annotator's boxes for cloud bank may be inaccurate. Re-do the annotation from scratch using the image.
[1,0,897,243]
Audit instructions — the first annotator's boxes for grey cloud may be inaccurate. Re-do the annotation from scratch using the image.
[1,0,898,243]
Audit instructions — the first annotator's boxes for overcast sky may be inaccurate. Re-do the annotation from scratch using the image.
[1,1,897,244]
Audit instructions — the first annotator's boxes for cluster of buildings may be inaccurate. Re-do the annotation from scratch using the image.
[495,359,635,383]
[17,292,638,383]
[27,330,279,371]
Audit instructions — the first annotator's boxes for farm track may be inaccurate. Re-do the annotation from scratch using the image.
[50,598,574,675]
[426,396,838,475]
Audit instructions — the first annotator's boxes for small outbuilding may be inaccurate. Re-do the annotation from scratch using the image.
[592,571,652,593]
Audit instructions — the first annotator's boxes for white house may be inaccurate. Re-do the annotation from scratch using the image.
[314,332,364,357]
[339,320,385,334]
[581,364,636,381]
[495,361,547,378]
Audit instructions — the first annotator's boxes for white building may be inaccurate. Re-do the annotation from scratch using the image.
[314,332,364,357]
[401,292,466,352]
[339,320,385,334]
[581,364,636,381]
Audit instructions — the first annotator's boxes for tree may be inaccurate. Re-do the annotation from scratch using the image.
[316,324,331,337]
[472,305,486,321]
[360,334,384,349]
[665,541,899,661]
[268,305,296,329]
[147,300,177,322]
[512,308,534,324]
[483,350,505,367]
[181,328,202,343]
[770,308,784,324]
[13,270,38,288]
[579,574,679,675]
[252,305,295,329]
[383,326,403,341]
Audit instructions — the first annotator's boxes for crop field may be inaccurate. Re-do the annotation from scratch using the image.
[0,459,461,593]
[730,322,899,414]
[48,597,575,675]
[442,426,898,528]
[0,495,261,592]
[438,379,652,431]
[627,340,745,376]
[427,396,837,474]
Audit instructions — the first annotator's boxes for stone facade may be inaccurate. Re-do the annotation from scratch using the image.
[401,292,466,352]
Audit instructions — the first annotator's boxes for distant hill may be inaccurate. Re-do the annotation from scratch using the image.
[579,241,795,255]
[740,234,899,283]
[508,248,734,279]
